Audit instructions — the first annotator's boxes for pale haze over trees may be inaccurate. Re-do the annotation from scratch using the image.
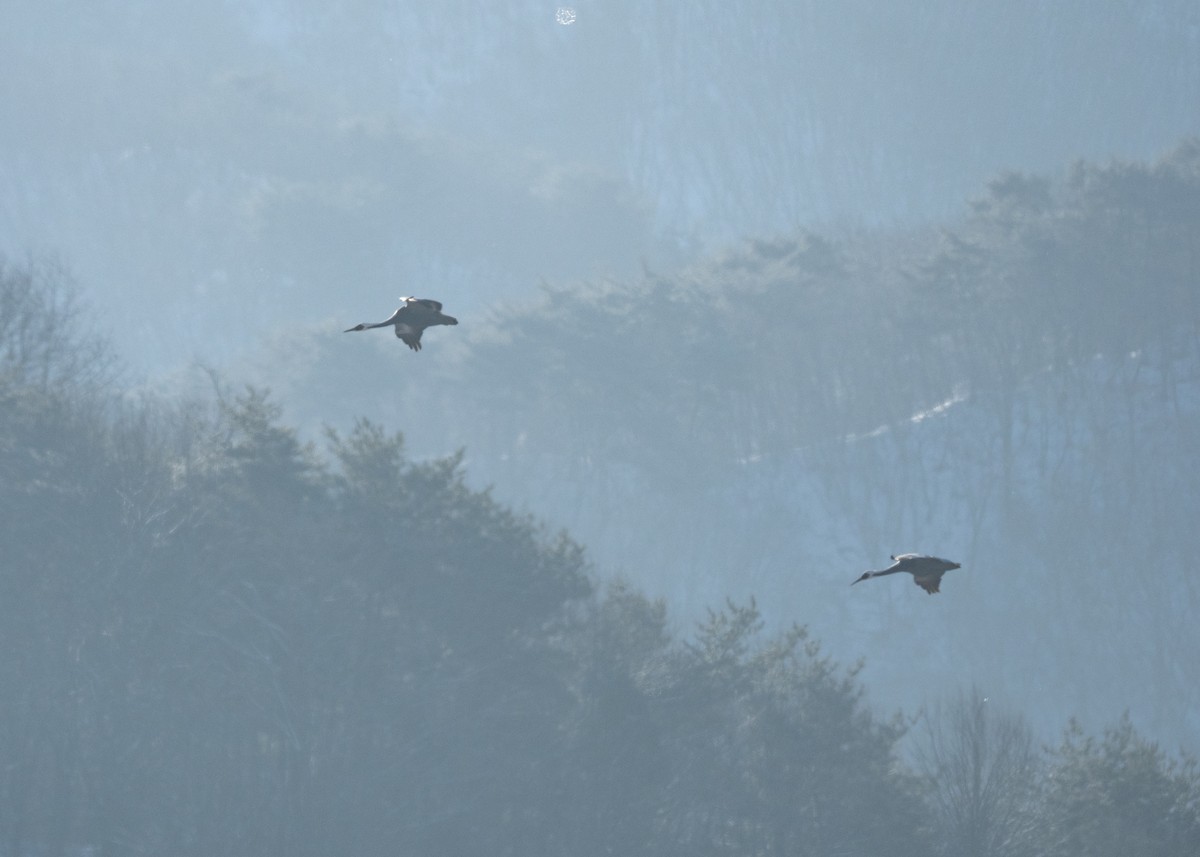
[2,2,1200,854]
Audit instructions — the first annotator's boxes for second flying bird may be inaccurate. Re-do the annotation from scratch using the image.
[344,297,459,352]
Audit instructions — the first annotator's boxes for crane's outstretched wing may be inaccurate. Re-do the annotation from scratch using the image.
[403,297,444,312]
[912,574,942,594]
[394,322,424,351]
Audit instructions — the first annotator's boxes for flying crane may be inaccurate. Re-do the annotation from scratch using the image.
[851,554,962,594]
[344,297,458,351]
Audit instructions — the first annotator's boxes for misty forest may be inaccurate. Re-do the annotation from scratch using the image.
[4,2,1200,855]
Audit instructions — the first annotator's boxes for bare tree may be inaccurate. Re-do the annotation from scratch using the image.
[914,688,1040,857]
[0,254,117,391]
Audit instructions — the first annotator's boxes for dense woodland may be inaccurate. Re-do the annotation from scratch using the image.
[261,142,1200,743]
[4,143,1200,855]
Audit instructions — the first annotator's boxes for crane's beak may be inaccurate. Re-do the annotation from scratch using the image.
[851,573,870,586]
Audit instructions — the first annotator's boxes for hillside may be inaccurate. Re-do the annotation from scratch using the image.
[246,143,1200,747]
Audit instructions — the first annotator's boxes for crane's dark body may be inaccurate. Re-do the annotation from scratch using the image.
[344,297,458,351]
[851,554,962,594]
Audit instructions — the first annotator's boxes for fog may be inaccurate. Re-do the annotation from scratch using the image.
[3,2,1200,854]
[5,2,1198,369]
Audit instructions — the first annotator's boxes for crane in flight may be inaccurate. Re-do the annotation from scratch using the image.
[344,297,458,351]
[851,554,962,594]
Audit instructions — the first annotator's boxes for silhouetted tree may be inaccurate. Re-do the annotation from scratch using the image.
[652,599,931,856]
[914,689,1040,857]
[1037,715,1200,857]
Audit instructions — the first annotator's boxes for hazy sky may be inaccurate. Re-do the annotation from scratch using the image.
[3,1,1200,759]
[2,1,1198,374]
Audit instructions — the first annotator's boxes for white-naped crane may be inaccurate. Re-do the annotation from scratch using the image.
[343,297,458,351]
[851,554,962,594]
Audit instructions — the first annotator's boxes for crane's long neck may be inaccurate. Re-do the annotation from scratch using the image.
[854,566,898,585]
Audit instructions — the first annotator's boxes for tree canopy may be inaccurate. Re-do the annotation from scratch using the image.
[4,139,1200,853]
